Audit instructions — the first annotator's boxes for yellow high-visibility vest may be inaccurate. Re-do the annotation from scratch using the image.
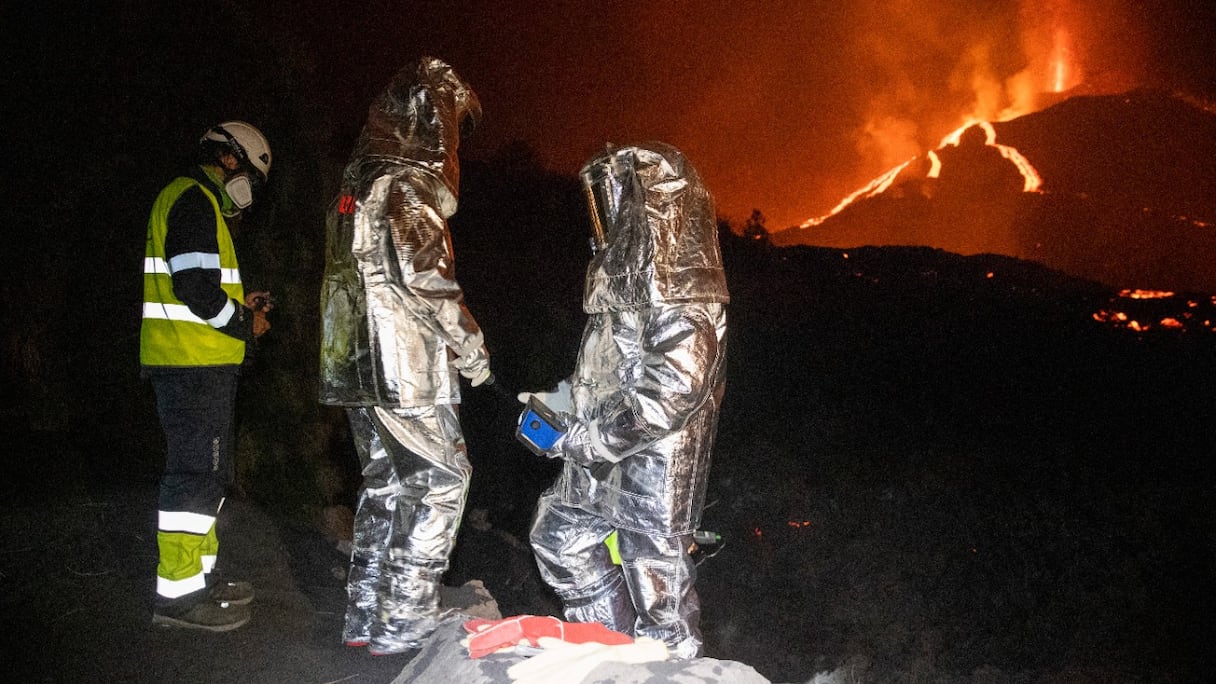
[140,177,246,367]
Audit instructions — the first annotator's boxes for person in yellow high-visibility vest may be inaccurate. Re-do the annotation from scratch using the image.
[141,121,273,631]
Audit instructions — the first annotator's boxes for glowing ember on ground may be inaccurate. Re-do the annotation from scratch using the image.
[1093,291,1216,334]
[1119,289,1176,299]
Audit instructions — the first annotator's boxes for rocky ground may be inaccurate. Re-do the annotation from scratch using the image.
[5,245,1215,684]
[0,472,409,683]
[0,466,776,684]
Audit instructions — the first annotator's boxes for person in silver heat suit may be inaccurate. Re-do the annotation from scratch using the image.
[526,142,729,659]
[318,56,490,655]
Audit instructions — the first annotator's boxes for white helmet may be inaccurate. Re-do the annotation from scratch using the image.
[201,121,272,180]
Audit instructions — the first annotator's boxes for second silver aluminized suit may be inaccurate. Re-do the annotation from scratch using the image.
[529,142,729,659]
[319,57,487,654]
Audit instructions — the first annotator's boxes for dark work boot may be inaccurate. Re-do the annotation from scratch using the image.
[153,593,250,632]
[207,578,254,606]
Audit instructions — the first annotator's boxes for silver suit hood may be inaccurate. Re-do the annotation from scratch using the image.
[546,143,729,535]
[319,57,484,408]
[348,56,481,218]
[580,142,729,313]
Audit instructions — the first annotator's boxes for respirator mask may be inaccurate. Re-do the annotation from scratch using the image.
[224,171,257,210]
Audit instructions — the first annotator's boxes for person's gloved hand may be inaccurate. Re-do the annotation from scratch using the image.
[244,290,273,313]
[453,344,491,387]
[506,636,668,684]
[516,379,573,415]
[244,291,272,338]
[251,309,271,338]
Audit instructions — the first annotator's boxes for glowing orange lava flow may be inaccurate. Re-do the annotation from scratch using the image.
[934,121,1043,192]
[799,120,1043,228]
[799,160,912,228]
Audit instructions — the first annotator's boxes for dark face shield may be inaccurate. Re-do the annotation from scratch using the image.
[459,89,483,140]
[580,151,636,253]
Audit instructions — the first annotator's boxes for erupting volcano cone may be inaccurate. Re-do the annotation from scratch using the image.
[774,90,1216,293]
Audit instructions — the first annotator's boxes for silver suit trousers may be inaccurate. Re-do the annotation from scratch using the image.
[530,491,703,658]
[343,404,470,651]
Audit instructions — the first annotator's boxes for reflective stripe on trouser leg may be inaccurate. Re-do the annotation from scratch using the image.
[342,407,399,643]
[617,529,703,658]
[529,492,638,635]
[151,371,236,601]
[367,404,471,651]
[201,521,219,574]
[157,510,216,599]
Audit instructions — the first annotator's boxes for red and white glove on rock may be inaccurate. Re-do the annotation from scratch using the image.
[506,636,669,684]
[461,615,633,659]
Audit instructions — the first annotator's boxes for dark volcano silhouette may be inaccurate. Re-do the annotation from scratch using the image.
[774,90,1216,293]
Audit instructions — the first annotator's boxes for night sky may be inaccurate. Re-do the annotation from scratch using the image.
[8,0,1216,230]
[290,0,1216,230]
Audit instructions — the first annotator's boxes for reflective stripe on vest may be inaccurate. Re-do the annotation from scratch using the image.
[140,176,246,367]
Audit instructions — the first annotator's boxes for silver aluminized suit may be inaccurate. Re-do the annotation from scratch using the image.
[318,57,487,654]
[529,142,729,659]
